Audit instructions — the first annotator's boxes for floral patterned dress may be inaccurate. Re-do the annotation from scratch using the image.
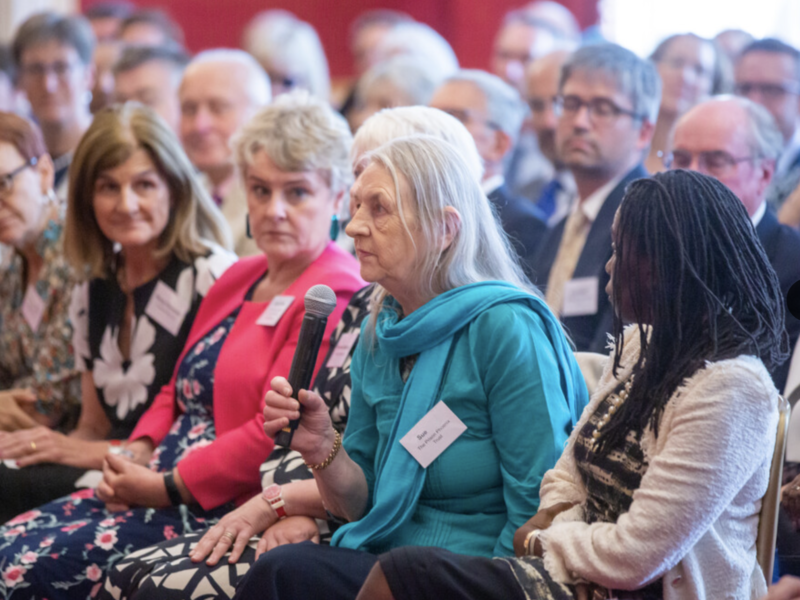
[0,309,242,600]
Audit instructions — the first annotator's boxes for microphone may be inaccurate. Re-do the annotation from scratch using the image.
[274,284,338,447]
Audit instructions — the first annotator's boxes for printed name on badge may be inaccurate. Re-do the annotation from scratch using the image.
[21,285,46,332]
[400,401,467,468]
[145,280,191,336]
[257,295,295,327]
[326,331,360,369]
[562,276,599,317]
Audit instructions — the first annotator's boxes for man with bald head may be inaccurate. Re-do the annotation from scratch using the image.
[179,49,271,256]
[670,96,800,390]
[525,49,576,223]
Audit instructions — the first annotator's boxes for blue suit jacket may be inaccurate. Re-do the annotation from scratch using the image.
[756,208,800,391]
[528,164,649,352]
[488,184,548,269]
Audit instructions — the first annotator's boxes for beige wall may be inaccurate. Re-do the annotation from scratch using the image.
[0,0,77,43]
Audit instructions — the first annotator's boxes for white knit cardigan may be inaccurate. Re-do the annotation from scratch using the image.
[538,327,780,600]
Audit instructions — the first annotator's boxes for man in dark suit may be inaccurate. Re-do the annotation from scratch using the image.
[430,69,548,263]
[530,44,659,353]
[672,96,800,391]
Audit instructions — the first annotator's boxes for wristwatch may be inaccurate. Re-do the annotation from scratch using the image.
[262,484,287,520]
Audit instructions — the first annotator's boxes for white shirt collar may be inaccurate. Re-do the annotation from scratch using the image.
[481,174,505,196]
[577,172,626,223]
[776,127,800,177]
[751,200,767,227]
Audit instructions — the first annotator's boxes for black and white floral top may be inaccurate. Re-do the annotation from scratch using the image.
[68,248,236,439]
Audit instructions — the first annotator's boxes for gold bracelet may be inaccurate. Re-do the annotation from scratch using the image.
[304,430,342,471]
[524,529,540,555]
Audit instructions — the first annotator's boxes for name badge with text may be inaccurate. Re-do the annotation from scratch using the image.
[400,401,467,468]
[562,277,599,317]
[21,285,46,332]
[326,331,360,369]
[257,295,295,327]
[145,281,190,336]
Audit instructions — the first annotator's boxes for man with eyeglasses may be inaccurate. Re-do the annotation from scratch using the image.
[531,43,658,353]
[525,49,576,225]
[12,12,95,201]
[670,95,800,391]
[429,69,547,263]
[735,39,800,209]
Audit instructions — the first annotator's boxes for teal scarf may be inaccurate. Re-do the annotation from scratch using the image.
[331,280,585,552]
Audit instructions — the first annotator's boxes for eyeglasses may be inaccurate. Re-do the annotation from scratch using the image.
[20,61,78,80]
[553,95,643,125]
[528,96,557,114]
[439,107,501,131]
[735,81,800,100]
[0,157,37,197]
[664,149,755,176]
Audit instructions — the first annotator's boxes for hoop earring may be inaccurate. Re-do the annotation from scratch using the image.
[246,214,252,239]
[329,215,339,240]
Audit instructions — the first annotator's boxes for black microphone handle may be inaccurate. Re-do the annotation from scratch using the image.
[274,313,328,447]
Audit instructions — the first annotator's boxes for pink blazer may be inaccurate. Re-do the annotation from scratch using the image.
[130,243,366,509]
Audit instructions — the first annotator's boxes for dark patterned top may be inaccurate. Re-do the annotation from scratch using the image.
[0,218,81,429]
[69,249,236,440]
[148,311,239,473]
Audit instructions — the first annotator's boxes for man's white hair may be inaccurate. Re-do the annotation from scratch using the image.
[186,48,272,107]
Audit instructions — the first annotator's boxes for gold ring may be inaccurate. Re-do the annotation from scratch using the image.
[221,531,236,543]
[30,441,36,452]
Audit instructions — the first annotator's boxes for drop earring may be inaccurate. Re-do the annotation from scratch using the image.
[329,215,340,240]
[246,214,252,239]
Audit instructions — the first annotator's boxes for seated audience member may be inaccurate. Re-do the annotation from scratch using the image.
[430,69,547,261]
[114,44,189,133]
[358,169,787,600]
[372,21,458,83]
[98,105,488,599]
[0,45,25,114]
[493,8,575,201]
[645,33,724,174]
[90,40,122,113]
[532,44,658,353]
[349,56,443,132]
[0,93,364,599]
[232,134,587,600]
[735,39,800,209]
[84,1,135,43]
[118,8,185,48]
[179,49,271,257]
[523,1,582,47]
[525,50,577,224]
[669,95,800,391]
[0,104,235,523]
[242,10,330,100]
[0,113,79,432]
[12,12,95,199]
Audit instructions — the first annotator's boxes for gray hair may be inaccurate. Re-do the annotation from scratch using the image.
[352,106,484,182]
[717,95,784,162]
[363,135,536,330]
[232,91,353,195]
[561,43,662,123]
[374,22,459,81]
[443,69,528,144]
[13,11,95,67]
[357,55,443,109]
[242,10,331,100]
[187,49,272,107]
[113,43,189,77]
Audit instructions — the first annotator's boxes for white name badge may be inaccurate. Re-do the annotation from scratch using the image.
[562,276,599,317]
[326,331,360,369]
[400,401,467,469]
[3,460,19,470]
[256,295,295,327]
[21,285,46,332]
[145,280,190,336]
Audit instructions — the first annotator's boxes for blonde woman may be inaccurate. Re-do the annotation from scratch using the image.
[0,103,235,525]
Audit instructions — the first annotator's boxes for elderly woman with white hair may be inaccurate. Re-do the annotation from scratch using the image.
[96,106,489,600]
[242,10,330,100]
[232,134,587,600]
[0,93,365,600]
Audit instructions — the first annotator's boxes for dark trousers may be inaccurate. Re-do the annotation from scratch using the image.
[232,541,378,600]
[0,462,86,523]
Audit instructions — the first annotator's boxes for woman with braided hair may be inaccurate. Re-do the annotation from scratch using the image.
[356,168,789,600]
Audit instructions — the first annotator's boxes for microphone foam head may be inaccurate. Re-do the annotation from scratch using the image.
[304,284,337,318]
